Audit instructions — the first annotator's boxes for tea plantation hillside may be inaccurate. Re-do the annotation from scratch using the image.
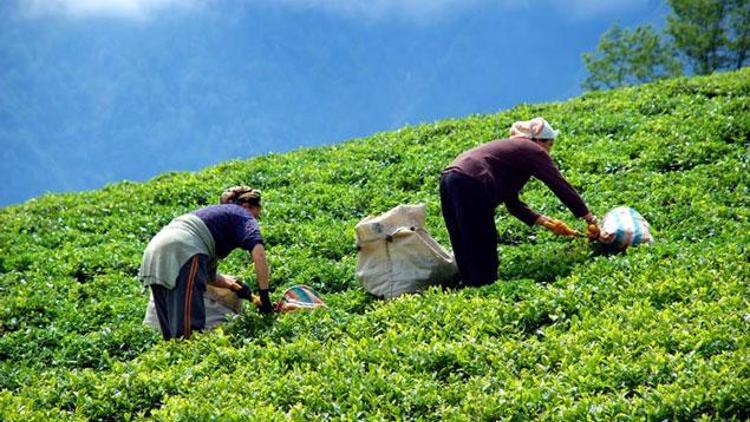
[1,69,749,420]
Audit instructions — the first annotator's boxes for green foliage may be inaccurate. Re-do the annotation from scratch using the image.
[667,0,731,74]
[582,24,682,91]
[727,0,750,69]
[584,0,750,91]
[666,0,750,74]
[1,69,750,420]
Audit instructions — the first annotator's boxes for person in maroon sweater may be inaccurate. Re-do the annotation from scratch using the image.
[440,117,599,287]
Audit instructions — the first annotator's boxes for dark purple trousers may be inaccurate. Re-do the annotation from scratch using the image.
[440,171,498,287]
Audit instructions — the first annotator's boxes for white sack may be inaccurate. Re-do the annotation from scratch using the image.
[355,204,458,299]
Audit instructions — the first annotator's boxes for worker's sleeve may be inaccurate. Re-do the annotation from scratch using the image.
[240,217,264,252]
[529,150,589,218]
[504,195,540,227]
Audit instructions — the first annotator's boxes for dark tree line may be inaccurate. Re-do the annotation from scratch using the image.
[583,0,749,90]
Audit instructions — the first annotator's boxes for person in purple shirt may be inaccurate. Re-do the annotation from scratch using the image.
[440,117,600,288]
[139,186,274,340]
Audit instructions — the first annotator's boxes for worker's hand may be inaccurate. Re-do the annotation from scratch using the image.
[586,223,600,240]
[234,282,252,300]
[539,217,578,237]
[584,214,600,240]
[257,288,274,314]
[586,222,600,240]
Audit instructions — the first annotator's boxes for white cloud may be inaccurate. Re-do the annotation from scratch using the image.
[17,0,205,20]
[15,0,651,22]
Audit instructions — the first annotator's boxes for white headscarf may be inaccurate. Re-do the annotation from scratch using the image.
[509,117,559,140]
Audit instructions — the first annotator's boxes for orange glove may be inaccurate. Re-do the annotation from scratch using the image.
[540,218,578,237]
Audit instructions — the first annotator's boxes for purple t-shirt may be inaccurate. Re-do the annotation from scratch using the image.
[192,204,264,259]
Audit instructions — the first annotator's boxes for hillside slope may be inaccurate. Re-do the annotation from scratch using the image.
[1,69,749,420]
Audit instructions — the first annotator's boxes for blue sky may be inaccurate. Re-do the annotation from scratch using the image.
[0,0,669,206]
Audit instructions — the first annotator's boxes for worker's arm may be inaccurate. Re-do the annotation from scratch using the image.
[529,149,589,219]
[504,195,540,227]
[251,244,269,290]
[250,244,273,313]
[529,149,603,238]
[209,273,238,289]
[227,217,274,312]
[222,245,272,312]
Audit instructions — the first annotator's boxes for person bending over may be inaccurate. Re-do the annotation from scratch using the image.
[139,186,274,340]
[440,117,599,287]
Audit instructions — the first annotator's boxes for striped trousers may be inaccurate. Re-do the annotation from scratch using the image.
[150,254,210,340]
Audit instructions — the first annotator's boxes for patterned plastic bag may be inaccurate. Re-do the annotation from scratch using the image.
[274,285,327,313]
[598,206,654,251]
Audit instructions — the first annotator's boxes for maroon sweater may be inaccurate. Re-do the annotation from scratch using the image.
[443,137,589,226]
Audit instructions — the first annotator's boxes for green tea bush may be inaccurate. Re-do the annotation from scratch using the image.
[1,68,749,420]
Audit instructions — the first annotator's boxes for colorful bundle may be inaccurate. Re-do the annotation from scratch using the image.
[276,285,327,313]
[599,206,654,251]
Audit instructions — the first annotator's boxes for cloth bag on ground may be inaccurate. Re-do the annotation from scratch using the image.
[598,206,654,251]
[275,285,327,313]
[355,204,458,299]
[144,284,241,331]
